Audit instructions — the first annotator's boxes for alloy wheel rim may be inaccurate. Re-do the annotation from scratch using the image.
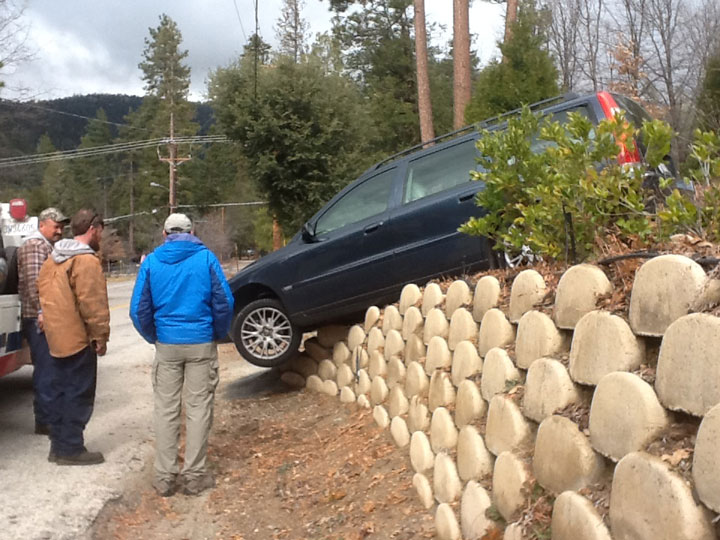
[240,306,293,360]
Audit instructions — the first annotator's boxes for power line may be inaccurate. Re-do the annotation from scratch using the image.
[232,0,248,41]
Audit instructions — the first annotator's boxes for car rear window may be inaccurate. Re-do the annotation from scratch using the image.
[403,139,480,204]
[612,94,653,128]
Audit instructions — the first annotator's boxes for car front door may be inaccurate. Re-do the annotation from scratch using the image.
[284,166,400,322]
[390,138,494,283]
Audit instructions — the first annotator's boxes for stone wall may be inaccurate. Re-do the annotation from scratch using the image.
[282,254,720,540]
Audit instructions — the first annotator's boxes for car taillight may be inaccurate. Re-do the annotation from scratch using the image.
[597,91,642,165]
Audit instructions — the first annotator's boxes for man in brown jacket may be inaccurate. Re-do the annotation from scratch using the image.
[38,209,110,465]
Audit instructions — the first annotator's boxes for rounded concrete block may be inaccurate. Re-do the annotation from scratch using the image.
[424,308,449,345]
[406,361,430,398]
[382,305,403,336]
[485,395,533,456]
[693,402,720,512]
[408,395,430,433]
[523,358,581,423]
[336,364,354,389]
[460,481,492,539]
[629,254,707,337]
[339,386,356,403]
[422,282,445,316]
[402,306,424,340]
[332,341,351,367]
[435,503,461,540]
[569,310,645,385]
[364,306,380,332]
[357,394,371,409]
[350,346,369,374]
[451,341,482,387]
[478,309,516,357]
[320,379,338,396]
[317,359,337,382]
[426,336,452,374]
[429,370,456,412]
[373,405,389,428]
[504,523,523,540]
[515,310,568,369]
[509,269,546,323]
[446,280,472,318]
[554,264,612,330]
[390,416,410,448]
[404,334,426,365]
[287,355,318,379]
[413,473,434,509]
[384,329,405,361]
[611,452,715,540]
[355,369,371,395]
[551,491,612,540]
[370,375,389,405]
[457,425,494,482]
[306,374,322,392]
[434,452,463,503]
[492,451,528,522]
[366,327,385,355]
[317,325,349,348]
[303,337,331,362]
[410,431,435,473]
[656,313,720,416]
[386,357,406,389]
[481,347,522,402]
[473,275,501,323]
[400,283,423,315]
[533,415,604,493]
[455,380,487,428]
[280,371,306,388]
[589,372,669,462]
[347,324,366,352]
[387,385,410,418]
[448,308,478,351]
[368,350,387,379]
[431,407,458,452]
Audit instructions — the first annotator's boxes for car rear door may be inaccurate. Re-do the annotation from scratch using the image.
[284,166,401,321]
[389,137,494,283]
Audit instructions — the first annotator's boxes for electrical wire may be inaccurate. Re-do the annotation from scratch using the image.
[232,0,248,41]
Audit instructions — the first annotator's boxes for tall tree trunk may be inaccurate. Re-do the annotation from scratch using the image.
[503,0,519,48]
[414,0,435,143]
[453,0,471,129]
[272,218,284,251]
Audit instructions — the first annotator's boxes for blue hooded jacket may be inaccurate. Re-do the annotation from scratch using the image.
[130,234,234,345]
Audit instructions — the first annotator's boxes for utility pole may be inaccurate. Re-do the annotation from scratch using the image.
[158,108,191,213]
[128,162,135,256]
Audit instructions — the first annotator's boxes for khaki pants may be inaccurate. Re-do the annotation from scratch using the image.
[152,342,219,481]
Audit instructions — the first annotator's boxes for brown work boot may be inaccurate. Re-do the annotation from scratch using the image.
[152,476,177,497]
[182,474,215,496]
[55,450,105,466]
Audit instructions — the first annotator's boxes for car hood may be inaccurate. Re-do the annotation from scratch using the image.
[227,240,299,290]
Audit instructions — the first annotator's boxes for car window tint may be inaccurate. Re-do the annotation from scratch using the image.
[530,105,592,153]
[314,168,395,235]
[404,140,480,204]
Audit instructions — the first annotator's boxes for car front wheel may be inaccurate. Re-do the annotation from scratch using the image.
[231,298,301,367]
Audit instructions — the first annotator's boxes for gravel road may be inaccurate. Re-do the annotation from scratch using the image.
[0,279,166,540]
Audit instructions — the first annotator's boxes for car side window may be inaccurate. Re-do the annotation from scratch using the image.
[530,105,592,153]
[403,140,480,204]
[314,168,395,235]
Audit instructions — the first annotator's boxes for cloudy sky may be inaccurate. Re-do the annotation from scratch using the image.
[2,0,505,102]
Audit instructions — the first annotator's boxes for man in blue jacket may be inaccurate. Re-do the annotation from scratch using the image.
[130,213,234,497]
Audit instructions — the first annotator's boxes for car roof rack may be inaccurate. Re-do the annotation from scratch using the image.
[368,92,581,173]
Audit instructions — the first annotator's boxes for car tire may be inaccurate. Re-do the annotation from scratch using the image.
[231,298,301,367]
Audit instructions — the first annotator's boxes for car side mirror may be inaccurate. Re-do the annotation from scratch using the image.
[301,222,316,243]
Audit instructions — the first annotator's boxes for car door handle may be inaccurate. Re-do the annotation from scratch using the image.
[364,221,383,234]
[458,193,475,203]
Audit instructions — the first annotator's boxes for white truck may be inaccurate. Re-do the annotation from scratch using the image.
[0,199,36,378]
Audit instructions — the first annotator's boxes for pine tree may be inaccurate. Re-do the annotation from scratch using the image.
[275,0,309,63]
[698,45,720,132]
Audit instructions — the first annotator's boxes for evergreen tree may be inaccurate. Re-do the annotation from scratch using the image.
[464,0,559,123]
[275,0,309,63]
[698,45,720,132]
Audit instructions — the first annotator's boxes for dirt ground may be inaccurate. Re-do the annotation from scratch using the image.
[91,346,434,540]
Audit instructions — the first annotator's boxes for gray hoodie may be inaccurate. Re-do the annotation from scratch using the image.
[51,239,96,264]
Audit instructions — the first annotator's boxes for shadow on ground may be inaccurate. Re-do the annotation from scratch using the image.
[222,368,296,400]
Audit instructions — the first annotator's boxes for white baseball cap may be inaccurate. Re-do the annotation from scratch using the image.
[164,213,193,234]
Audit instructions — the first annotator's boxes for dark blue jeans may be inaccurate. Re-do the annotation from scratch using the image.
[47,346,98,457]
[23,318,53,426]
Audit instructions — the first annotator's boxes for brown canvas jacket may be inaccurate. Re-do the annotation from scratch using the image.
[37,250,110,358]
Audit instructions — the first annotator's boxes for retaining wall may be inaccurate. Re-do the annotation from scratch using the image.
[282,254,720,540]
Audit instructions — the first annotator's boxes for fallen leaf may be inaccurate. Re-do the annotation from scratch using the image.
[661,448,692,466]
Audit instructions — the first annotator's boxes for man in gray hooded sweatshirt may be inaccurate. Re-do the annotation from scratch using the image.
[17,207,69,435]
[38,209,110,465]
